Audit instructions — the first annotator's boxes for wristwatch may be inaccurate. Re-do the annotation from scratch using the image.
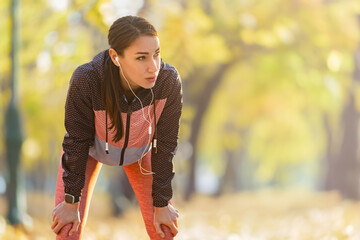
[65,193,80,204]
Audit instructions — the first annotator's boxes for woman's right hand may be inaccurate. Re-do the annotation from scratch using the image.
[51,201,81,236]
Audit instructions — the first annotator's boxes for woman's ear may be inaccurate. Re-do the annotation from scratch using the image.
[109,48,119,67]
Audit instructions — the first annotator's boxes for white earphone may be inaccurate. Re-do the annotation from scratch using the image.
[115,56,154,175]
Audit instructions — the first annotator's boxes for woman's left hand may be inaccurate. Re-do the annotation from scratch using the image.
[153,204,179,238]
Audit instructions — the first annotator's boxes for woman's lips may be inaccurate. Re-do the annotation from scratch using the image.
[145,76,157,82]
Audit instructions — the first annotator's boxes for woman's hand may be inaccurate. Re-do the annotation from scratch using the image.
[51,201,80,236]
[153,204,180,238]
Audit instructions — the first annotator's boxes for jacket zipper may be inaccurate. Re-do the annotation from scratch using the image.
[120,99,133,165]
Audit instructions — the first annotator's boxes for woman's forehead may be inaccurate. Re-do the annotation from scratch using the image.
[125,35,160,54]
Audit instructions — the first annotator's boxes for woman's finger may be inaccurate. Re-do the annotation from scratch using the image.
[52,210,58,223]
[153,221,165,238]
[51,218,58,230]
[69,220,80,236]
[169,222,178,237]
[52,221,64,235]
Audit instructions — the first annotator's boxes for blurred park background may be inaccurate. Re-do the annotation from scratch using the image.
[2,0,360,239]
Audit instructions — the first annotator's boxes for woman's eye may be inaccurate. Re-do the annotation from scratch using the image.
[154,52,160,57]
[137,56,145,60]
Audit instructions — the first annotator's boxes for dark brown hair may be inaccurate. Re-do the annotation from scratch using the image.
[102,15,158,142]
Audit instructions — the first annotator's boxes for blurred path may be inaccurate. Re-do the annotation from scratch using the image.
[1,191,360,240]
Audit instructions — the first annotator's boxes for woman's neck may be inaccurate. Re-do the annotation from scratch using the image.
[124,91,135,103]
[120,79,140,102]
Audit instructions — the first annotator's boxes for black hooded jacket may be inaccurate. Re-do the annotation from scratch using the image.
[61,50,182,207]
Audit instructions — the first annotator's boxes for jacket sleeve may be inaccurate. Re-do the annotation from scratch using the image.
[151,71,183,207]
[62,66,95,198]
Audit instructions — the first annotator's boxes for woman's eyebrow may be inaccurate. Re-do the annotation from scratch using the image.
[135,48,160,55]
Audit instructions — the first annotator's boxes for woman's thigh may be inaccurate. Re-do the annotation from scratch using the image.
[124,153,174,240]
[55,152,102,240]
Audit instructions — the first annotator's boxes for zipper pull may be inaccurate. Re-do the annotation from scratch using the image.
[105,142,109,154]
[153,138,157,154]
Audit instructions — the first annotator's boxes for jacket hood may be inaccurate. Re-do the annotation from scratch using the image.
[90,49,108,82]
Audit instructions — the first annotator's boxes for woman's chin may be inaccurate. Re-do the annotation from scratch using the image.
[141,82,156,89]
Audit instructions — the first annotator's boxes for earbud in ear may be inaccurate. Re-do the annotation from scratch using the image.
[115,56,120,66]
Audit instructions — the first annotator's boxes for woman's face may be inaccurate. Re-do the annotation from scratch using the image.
[111,35,161,92]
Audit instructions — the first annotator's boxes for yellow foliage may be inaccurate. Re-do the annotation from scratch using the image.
[1,0,360,193]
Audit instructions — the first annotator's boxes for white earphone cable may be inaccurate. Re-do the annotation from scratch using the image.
[117,58,155,175]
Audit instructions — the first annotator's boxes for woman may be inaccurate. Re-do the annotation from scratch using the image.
[51,15,182,240]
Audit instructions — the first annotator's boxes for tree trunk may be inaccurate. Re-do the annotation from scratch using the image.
[337,93,359,199]
[215,148,242,196]
[108,168,136,217]
[323,114,338,191]
[215,127,247,196]
[137,0,151,17]
[324,15,360,200]
[184,63,231,201]
[5,0,26,225]
[333,16,360,199]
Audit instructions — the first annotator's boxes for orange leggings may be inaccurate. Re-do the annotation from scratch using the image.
[55,152,174,240]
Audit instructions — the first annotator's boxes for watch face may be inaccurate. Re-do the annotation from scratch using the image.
[65,194,75,204]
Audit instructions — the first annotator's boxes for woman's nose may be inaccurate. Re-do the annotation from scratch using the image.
[148,59,158,73]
